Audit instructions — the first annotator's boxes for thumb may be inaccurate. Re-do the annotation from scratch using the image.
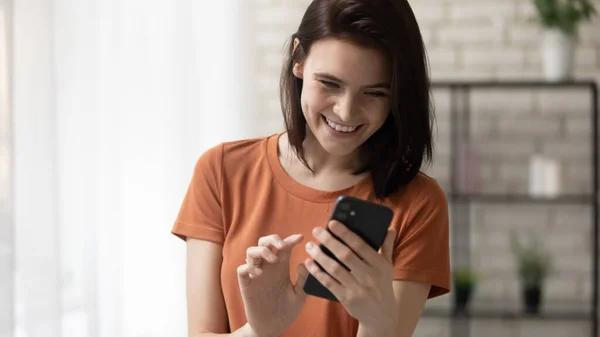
[293,263,309,297]
[380,228,396,263]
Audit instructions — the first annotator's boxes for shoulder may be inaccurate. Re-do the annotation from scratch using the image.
[404,172,447,204]
[384,172,448,214]
[196,135,270,167]
[220,135,271,164]
[193,135,273,183]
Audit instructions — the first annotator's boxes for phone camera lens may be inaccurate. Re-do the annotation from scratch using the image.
[337,212,348,221]
[350,211,355,216]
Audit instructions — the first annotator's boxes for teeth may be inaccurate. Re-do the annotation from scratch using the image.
[326,117,358,133]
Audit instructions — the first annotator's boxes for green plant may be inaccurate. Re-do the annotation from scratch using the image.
[510,231,552,289]
[453,267,479,290]
[533,0,597,35]
[452,267,480,312]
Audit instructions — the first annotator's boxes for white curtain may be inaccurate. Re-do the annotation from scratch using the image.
[0,0,13,336]
[11,1,259,337]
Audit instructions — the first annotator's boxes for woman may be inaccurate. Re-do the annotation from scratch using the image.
[172,0,450,336]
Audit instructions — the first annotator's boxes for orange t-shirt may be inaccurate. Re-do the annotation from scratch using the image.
[172,133,450,336]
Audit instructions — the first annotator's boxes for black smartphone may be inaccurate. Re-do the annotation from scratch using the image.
[302,195,394,302]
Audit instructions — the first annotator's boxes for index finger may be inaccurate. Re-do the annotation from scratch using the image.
[326,220,380,265]
[258,234,285,249]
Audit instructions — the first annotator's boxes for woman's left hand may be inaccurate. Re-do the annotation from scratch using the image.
[304,220,399,332]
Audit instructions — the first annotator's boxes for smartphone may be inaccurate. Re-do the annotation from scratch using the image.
[302,195,394,302]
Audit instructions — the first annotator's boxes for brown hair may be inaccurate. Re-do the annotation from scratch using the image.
[279,0,434,199]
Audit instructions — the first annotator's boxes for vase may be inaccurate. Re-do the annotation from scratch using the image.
[453,287,472,314]
[542,29,575,82]
[523,286,542,314]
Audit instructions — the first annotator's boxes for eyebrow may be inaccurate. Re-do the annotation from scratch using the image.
[314,72,390,89]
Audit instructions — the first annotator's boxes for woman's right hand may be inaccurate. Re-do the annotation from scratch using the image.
[237,233,308,337]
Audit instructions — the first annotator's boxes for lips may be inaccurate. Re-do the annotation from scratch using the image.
[323,115,363,133]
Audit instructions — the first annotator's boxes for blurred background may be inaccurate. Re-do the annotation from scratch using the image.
[0,0,599,337]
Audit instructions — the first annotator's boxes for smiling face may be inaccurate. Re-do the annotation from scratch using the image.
[292,37,392,157]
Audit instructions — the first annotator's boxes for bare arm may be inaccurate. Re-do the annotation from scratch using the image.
[390,280,430,337]
[186,238,255,337]
[356,280,430,337]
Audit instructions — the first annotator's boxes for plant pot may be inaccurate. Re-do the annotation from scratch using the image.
[454,287,472,313]
[542,29,575,82]
[523,286,542,314]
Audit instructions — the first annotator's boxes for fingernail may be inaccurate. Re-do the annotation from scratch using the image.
[291,234,302,241]
[276,241,284,248]
[327,222,338,232]
[269,254,278,262]
[313,227,324,237]
[306,242,315,252]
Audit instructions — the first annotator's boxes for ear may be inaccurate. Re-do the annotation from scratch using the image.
[292,38,304,79]
[292,62,304,79]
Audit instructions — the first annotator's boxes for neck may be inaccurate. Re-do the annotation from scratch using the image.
[300,129,362,175]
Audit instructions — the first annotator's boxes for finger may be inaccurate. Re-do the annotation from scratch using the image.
[237,263,261,285]
[237,264,250,285]
[248,267,263,279]
[293,263,309,296]
[379,228,396,263]
[305,241,358,288]
[311,226,368,275]
[282,233,304,247]
[327,220,380,265]
[304,258,344,300]
[258,234,284,251]
[270,234,303,259]
[246,246,278,264]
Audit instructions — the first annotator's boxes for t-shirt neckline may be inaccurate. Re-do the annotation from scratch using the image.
[266,132,372,203]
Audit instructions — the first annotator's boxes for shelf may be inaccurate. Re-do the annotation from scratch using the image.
[448,193,596,205]
[422,307,593,321]
[431,80,598,89]
[431,81,598,337]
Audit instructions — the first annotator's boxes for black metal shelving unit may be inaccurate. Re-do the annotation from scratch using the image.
[423,80,599,337]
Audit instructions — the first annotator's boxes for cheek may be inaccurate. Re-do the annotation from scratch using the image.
[366,100,390,125]
[303,84,334,116]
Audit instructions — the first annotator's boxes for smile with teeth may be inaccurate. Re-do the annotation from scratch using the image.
[325,116,361,133]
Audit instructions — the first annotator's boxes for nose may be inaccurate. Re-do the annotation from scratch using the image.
[333,94,356,123]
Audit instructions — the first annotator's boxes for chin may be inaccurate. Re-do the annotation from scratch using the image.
[321,142,359,156]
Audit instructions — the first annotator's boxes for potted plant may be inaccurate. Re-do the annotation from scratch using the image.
[510,231,552,314]
[452,267,479,313]
[532,0,597,81]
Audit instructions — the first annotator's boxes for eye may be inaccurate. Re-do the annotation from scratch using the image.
[319,80,339,88]
[365,91,388,98]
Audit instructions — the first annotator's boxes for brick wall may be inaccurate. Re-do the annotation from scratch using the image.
[251,0,600,336]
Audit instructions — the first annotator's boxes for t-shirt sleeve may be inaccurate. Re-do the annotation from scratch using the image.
[392,179,451,298]
[171,144,225,244]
